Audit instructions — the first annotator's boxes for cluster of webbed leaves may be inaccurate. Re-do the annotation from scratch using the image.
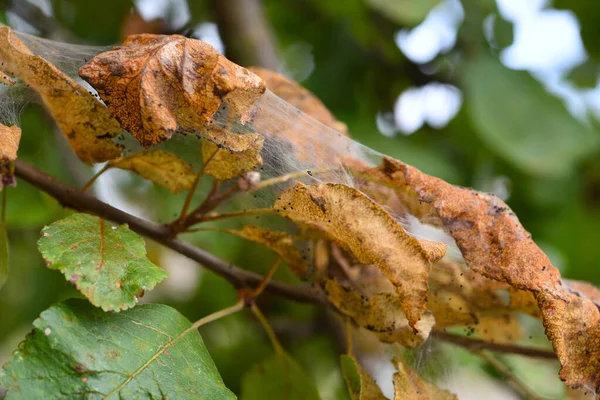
[2,25,600,399]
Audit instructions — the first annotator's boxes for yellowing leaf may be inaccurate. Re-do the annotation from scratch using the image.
[0,26,122,164]
[347,155,600,391]
[275,182,446,328]
[0,124,21,162]
[79,34,265,148]
[340,354,387,400]
[323,279,433,347]
[201,133,264,181]
[392,356,458,400]
[108,149,196,193]
[213,226,308,277]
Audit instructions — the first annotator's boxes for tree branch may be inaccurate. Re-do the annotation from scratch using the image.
[433,331,557,360]
[14,159,323,305]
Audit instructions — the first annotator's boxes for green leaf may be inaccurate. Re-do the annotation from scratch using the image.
[37,213,167,311]
[0,299,235,399]
[463,52,600,177]
[241,351,322,400]
[340,354,386,400]
[366,0,440,26]
[0,219,8,291]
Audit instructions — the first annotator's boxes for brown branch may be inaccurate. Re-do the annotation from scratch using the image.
[434,331,557,360]
[12,160,563,362]
[14,159,322,305]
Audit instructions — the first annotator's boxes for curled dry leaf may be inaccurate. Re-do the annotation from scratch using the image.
[108,149,196,193]
[340,354,387,400]
[392,356,458,400]
[0,124,21,162]
[211,226,308,277]
[347,155,600,391]
[0,124,21,189]
[79,34,266,148]
[0,27,122,164]
[275,182,446,328]
[201,133,264,181]
[323,278,434,348]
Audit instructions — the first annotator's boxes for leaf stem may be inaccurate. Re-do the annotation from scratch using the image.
[194,207,277,224]
[252,258,281,297]
[81,164,110,192]
[103,300,244,399]
[251,304,284,355]
[179,148,218,220]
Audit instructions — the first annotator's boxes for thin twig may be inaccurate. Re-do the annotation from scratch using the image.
[81,164,110,192]
[251,304,284,354]
[252,258,281,297]
[14,159,323,305]
[434,331,556,359]
[179,149,218,220]
[194,208,276,224]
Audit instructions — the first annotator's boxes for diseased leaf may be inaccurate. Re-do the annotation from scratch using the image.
[340,354,387,400]
[79,34,266,148]
[108,149,196,194]
[347,155,600,391]
[323,278,433,347]
[348,156,564,301]
[37,213,167,311]
[392,356,458,400]
[0,26,122,164]
[240,351,322,400]
[0,298,235,400]
[275,182,446,328]
[0,124,21,162]
[214,225,308,277]
[202,133,264,181]
[0,124,21,189]
[462,52,599,177]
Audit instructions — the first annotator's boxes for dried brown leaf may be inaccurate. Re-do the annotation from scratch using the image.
[107,149,196,193]
[201,133,264,181]
[0,27,122,164]
[275,182,446,328]
[0,124,21,161]
[392,356,458,400]
[347,155,600,391]
[214,226,308,277]
[79,34,265,148]
[323,278,434,347]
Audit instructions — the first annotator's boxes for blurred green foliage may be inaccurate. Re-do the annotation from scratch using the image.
[1,0,599,399]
